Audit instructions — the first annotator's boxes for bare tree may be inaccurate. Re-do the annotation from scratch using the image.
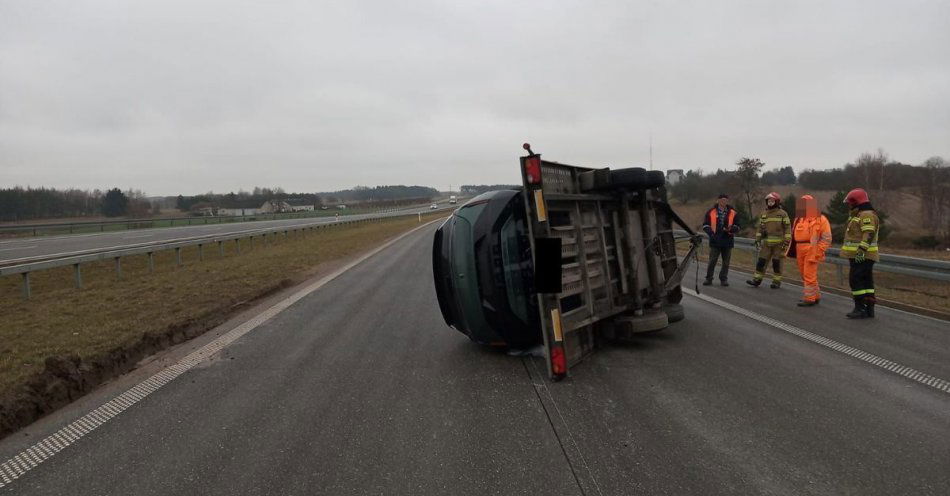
[735,157,764,225]
[856,149,889,209]
[920,156,950,242]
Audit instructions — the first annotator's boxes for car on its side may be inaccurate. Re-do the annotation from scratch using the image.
[430,203,438,209]
[432,190,540,348]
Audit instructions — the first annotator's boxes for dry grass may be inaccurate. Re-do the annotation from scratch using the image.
[682,244,950,315]
[0,213,447,393]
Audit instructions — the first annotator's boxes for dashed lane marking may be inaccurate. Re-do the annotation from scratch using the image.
[0,218,444,489]
[685,289,950,395]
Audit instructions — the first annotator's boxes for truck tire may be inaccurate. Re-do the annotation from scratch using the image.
[609,167,647,189]
[614,309,669,335]
[645,170,665,188]
[663,303,685,323]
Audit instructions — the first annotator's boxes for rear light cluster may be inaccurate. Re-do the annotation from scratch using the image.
[524,156,542,184]
[550,347,566,376]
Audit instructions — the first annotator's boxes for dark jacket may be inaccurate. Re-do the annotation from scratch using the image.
[702,204,740,248]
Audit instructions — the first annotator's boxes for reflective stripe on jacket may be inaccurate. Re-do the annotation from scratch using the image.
[756,207,791,246]
[841,208,880,261]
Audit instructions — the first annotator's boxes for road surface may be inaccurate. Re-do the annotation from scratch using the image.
[1,223,947,495]
[0,204,451,265]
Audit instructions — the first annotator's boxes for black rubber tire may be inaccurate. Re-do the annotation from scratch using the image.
[663,303,685,323]
[645,170,665,188]
[608,167,647,189]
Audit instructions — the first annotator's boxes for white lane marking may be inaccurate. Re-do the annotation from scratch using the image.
[685,289,950,395]
[699,263,950,325]
[0,245,37,252]
[121,234,153,239]
[0,218,443,489]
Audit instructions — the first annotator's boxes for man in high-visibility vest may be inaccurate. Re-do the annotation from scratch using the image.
[841,188,880,319]
[747,192,791,289]
[702,193,740,286]
[787,195,832,306]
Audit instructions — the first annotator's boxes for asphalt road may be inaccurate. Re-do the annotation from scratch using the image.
[1,223,948,495]
[0,204,451,265]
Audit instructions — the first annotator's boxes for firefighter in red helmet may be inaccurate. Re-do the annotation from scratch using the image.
[841,188,880,318]
[747,192,791,288]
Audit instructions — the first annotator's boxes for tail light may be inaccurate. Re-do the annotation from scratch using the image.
[524,156,542,184]
[550,347,566,376]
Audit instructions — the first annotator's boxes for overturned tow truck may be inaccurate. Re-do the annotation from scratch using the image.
[433,144,702,380]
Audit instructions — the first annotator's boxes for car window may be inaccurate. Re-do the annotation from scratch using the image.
[500,214,530,324]
[450,204,490,335]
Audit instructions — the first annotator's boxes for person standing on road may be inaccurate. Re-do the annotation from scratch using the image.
[787,195,832,306]
[702,194,740,286]
[747,192,791,289]
[841,188,880,319]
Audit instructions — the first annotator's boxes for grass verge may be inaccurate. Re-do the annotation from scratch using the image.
[680,243,950,316]
[0,212,447,437]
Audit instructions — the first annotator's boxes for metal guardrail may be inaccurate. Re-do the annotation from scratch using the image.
[3,208,451,299]
[0,201,447,236]
[677,231,950,282]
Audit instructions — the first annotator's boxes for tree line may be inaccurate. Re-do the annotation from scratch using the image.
[669,151,950,246]
[0,187,151,221]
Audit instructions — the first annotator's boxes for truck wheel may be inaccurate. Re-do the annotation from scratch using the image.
[614,309,669,335]
[663,303,685,323]
[609,167,647,189]
[645,170,665,188]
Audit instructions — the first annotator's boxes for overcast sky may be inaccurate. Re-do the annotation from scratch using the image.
[1,0,948,196]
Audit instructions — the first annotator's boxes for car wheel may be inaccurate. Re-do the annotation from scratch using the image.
[663,303,685,323]
[645,170,665,188]
[608,167,647,189]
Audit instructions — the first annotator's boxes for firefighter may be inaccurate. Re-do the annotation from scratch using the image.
[702,193,740,286]
[841,188,880,318]
[787,195,832,306]
[747,192,791,289]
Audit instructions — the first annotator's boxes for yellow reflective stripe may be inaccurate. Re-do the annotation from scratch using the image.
[861,226,877,231]
[762,217,784,222]
[852,289,875,295]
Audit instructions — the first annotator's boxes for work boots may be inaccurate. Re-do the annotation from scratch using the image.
[846,296,870,319]
[865,296,876,318]
[770,280,781,289]
[746,279,762,288]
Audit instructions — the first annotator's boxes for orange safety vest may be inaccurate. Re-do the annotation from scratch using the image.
[709,209,736,234]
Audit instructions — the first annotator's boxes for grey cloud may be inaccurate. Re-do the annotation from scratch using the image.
[1,0,948,195]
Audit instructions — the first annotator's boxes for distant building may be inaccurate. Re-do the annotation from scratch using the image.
[285,198,315,212]
[218,207,262,216]
[666,169,684,185]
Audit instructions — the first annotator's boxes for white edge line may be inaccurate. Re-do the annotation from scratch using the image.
[0,217,444,489]
[683,288,950,395]
[694,261,950,325]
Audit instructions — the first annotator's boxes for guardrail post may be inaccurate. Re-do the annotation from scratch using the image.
[836,264,845,285]
[236,239,241,254]
[250,236,255,249]
[148,252,154,272]
[198,244,204,261]
[114,257,122,279]
[218,241,224,256]
[74,263,83,288]
[175,247,182,266]
[21,272,31,299]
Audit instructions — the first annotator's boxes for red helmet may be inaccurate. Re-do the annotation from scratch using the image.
[765,191,781,203]
[844,188,870,207]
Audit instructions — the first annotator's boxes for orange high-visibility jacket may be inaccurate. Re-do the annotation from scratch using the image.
[789,215,832,261]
